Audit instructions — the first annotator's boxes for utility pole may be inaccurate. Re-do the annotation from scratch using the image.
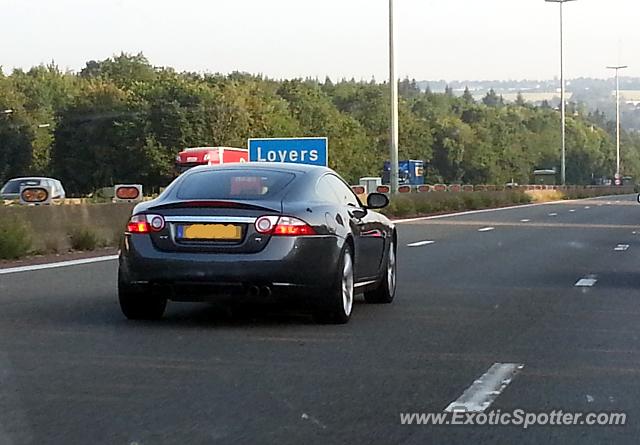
[389,0,399,194]
[546,0,577,185]
[607,65,628,184]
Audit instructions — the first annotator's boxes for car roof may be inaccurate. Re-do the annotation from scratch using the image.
[6,177,59,182]
[187,162,333,175]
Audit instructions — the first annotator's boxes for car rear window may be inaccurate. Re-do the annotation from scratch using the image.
[176,170,296,200]
[2,179,42,194]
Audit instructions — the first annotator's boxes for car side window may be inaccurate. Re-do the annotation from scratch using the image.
[57,181,65,196]
[324,175,361,207]
[316,176,342,204]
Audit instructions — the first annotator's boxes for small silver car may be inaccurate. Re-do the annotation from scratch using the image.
[0,177,66,201]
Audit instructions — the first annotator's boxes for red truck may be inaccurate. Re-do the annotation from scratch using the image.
[175,147,249,174]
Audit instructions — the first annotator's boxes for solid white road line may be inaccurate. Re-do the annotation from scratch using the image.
[392,199,585,224]
[393,194,629,225]
[548,213,558,217]
[478,227,495,232]
[407,241,435,247]
[444,363,524,413]
[0,255,119,275]
[614,244,630,251]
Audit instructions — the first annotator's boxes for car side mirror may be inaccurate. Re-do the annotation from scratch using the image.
[367,193,390,210]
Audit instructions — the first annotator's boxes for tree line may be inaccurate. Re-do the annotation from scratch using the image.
[1,53,639,195]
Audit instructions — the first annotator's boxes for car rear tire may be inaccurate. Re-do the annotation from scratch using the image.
[314,245,354,325]
[118,276,167,321]
[364,239,396,304]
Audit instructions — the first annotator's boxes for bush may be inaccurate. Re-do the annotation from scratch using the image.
[68,227,103,251]
[382,190,532,218]
[414,196,434,215]
[462,192,483,210]
[519,192,532,204]
[449,195,466,211]
[0,216,33,259]
[386,196,416,217]
[478,193,494,208]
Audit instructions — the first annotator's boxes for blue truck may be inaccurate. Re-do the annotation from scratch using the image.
[382,160,425,186]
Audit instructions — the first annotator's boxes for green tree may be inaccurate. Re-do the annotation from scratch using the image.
[462,87,475,104]
[482,89,502,107]
[51,81,152,194]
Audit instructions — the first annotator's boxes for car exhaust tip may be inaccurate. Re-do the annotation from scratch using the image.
[260,286,272,298]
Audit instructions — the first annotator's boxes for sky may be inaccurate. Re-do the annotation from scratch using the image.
[1,0,638,81]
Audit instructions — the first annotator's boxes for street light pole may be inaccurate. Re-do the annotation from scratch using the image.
[546,0,576,186]
[607,65,628,183]
[389,0,399,194]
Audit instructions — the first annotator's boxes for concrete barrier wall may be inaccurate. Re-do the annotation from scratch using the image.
[0,203,135,252]
[1,184,635,253]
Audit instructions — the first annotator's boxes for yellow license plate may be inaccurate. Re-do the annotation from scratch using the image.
[179,224,242,240]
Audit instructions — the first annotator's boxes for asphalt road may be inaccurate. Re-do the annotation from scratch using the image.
[2,194,640,444]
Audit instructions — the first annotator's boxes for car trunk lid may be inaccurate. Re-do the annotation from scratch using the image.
[147,200,281,254]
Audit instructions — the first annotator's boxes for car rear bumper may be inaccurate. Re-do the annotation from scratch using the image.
[119,234,343,293]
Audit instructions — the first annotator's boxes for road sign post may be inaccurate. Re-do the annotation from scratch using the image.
[248,138,328,166]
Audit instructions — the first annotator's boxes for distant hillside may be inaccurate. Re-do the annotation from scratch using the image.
[416,78,640,131]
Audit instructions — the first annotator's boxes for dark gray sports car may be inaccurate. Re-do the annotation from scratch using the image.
[118,163,397,324]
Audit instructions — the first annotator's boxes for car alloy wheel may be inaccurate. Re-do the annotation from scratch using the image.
[387,240,396,296]
[364,237,396,304]
[341,249,354,317]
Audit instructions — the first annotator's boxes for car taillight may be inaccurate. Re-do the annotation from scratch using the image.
[255,216,279,234]
[127,214,165,233]
[254,216,316,236]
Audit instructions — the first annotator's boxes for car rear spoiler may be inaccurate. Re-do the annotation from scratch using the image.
[148,200,280,213]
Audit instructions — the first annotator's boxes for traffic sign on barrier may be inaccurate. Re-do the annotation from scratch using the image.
[114,184,143,203]
[448,185,462,193]
[462,185,475,192]
[433,184,447,192]
[398,185,412,193]
[377,185,390,194]
[417,185,430,193]
[20,185,52,205]
[474,185,486,192]
[351,185,366,195]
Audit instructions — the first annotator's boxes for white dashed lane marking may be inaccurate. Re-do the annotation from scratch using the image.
[444,363,524,413]
[520,219,531,223]
[478,227,495,232]
[575,275,598,287]
[548,213,558,217]
[407,241,435,247]
[569,209,576,213]
[614,244,630,251]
